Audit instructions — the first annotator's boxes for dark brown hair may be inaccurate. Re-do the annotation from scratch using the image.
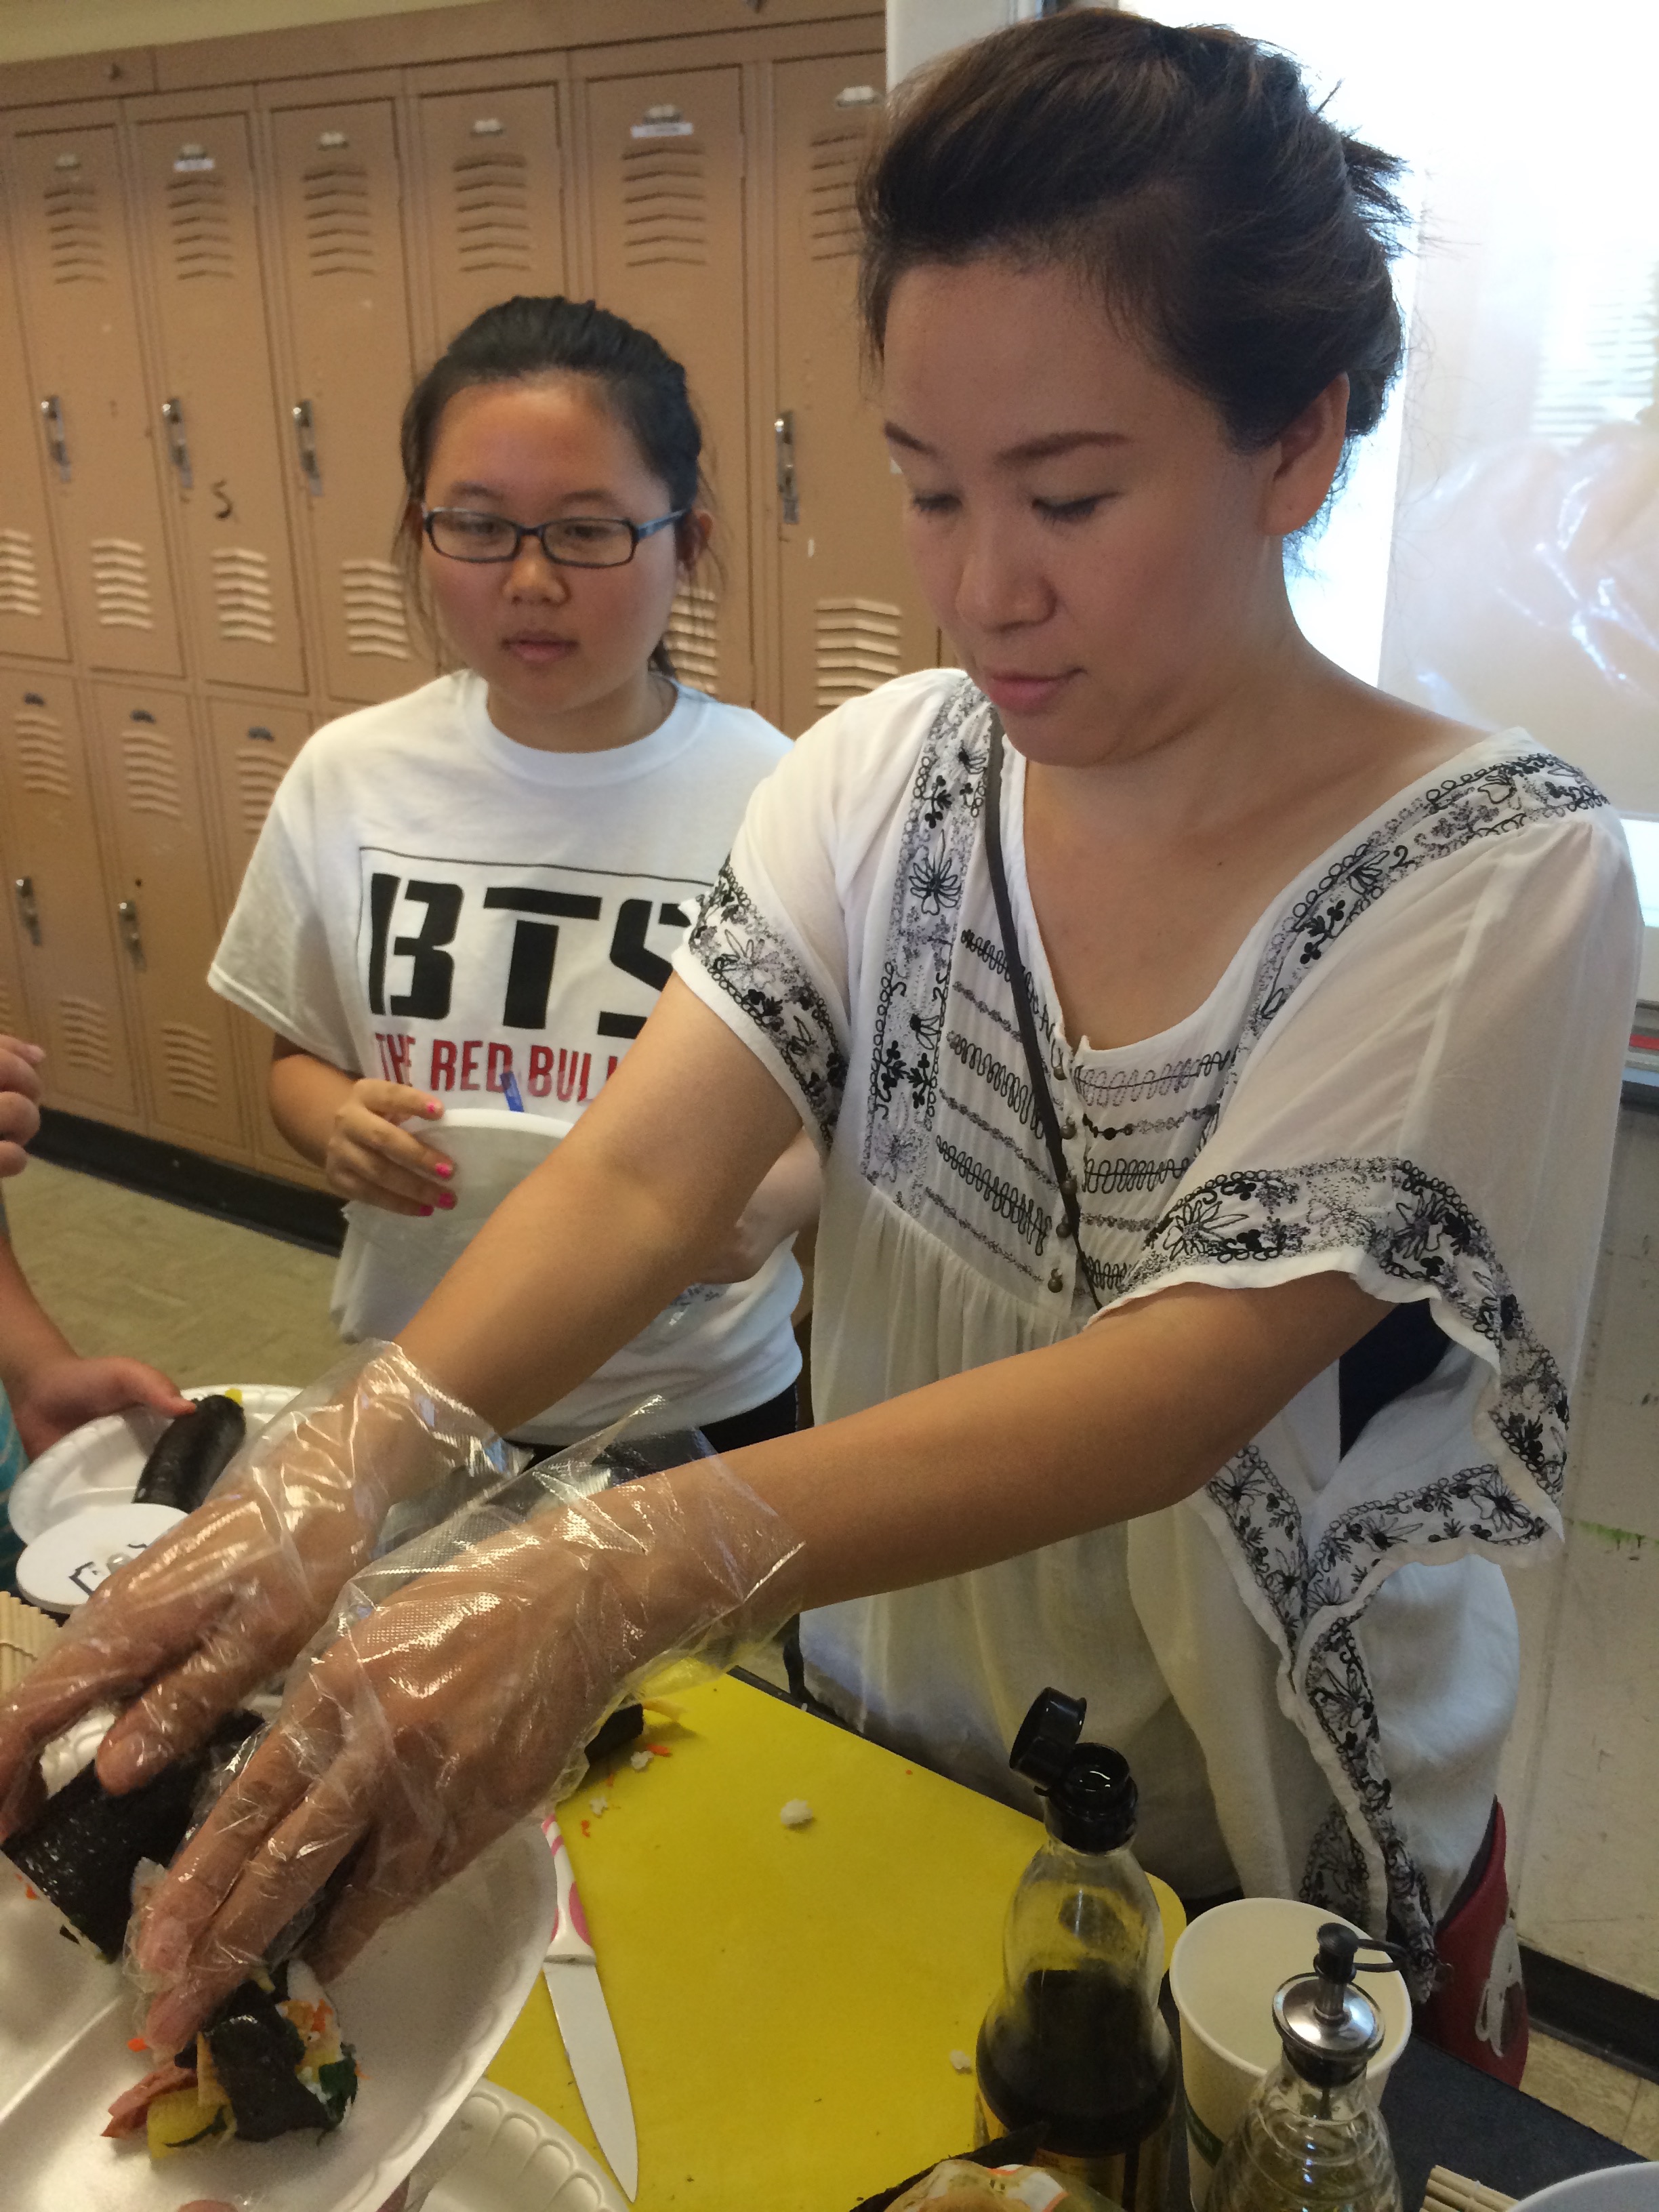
[859,12,1408,453]
[396,294,710,677]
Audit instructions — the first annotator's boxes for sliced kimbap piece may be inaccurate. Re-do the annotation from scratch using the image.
[134,1395,246,1513]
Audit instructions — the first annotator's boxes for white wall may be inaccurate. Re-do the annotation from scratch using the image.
[886,0,1046,87]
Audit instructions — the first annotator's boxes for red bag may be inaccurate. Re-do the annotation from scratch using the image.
[1418,1801,1529,2085]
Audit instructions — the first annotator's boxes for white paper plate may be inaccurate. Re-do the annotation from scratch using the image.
[0,1816,558,2212]
[426,2082,626,2211]
[1513,2171,1659,2212]
[9,1385,300,1547]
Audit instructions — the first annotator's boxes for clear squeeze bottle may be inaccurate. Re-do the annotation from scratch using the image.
[1207,1924,1406,2212]
[974,1688,1176,2212]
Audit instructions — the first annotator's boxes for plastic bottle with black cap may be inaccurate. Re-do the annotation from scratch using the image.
[974,1687,1178,2209]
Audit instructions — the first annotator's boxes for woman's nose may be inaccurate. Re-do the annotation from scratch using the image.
[952,520,1053,635]
[504,535,571,597]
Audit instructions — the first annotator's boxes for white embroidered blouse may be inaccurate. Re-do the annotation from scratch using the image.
[672,669,1638,1985]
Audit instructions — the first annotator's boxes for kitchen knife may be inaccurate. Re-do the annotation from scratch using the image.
[541,1814,639,2200]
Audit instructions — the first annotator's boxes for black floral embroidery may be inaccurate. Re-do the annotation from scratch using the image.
[1301,1805,1372,1929]
[686,861,848,1150]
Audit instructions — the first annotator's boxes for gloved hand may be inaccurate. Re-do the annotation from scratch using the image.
[0,1343,512,1832]
[132,1454,802,2051]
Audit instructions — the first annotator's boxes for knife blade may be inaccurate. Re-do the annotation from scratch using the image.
[541,1814,638,2200]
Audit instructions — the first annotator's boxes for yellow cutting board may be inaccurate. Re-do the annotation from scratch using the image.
[487,1676,1184,2209]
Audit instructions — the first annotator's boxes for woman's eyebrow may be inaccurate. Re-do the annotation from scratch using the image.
[439,481,624,508]
[882,424,1131,464]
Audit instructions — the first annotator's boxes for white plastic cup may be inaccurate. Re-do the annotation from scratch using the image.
[1168,1898,1412,2209]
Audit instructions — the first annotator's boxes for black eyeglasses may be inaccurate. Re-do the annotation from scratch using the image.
[421,506,689,569]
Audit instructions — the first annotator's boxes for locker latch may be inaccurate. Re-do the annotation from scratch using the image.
[291,399,323,495]
[775,411,800,526]
[39,395,70,482]
[13,877,41,947]
[161,398,193,491]
[117,898,146,970]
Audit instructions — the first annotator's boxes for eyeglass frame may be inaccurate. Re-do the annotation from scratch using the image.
[419,504,691,569]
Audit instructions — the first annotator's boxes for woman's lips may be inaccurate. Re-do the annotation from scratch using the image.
[503,635,576,667]
[977,668,1076,714]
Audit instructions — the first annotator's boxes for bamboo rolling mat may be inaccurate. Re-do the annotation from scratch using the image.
[1425,2165,1519,2212]
[0,1589,60,1696]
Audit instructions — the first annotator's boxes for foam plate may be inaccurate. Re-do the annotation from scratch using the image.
[0,1817,557,2212]
[426,2082,626,2211]
[9,1386,300,1549]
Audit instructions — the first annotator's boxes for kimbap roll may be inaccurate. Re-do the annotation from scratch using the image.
[134,1395,246,1513]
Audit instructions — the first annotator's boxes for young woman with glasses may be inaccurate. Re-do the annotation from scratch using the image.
[207,295,818,1457]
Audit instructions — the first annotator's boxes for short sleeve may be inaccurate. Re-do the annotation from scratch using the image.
[207,752,363,1075]
[1113,804,1639,1522]
[674,680,942,1151]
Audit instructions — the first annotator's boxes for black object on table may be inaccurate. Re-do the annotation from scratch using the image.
[1380,2036,1643,2206]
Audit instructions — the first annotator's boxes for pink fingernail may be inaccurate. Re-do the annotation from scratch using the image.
[419,1204,434,1218]
[432,1160,453,1179]
[437,1192,457,1210]
[425,1099,443,1117]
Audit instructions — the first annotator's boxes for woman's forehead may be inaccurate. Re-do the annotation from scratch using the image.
[880,257,1208,457]
[428,376,658,496]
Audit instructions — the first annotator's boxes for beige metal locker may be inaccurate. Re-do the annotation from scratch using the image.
[771,58,933,736]
[416,82,567,349]
[582,66,751,703]
[0,851,35,1047]
[268,98,430,708]
[0,673,138,1118]
[89,682,248,1153]
[203,694,311,895]
[6,123,184,680]
[131,112,308,696]
[0,238,70,667]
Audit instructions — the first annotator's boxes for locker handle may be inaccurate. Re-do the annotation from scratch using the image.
[291,400,323,495]
[39,395,70,482]
[161,397,193,491]
[775,410,800,526]
[14,876,41,947]
[117,897,146,970]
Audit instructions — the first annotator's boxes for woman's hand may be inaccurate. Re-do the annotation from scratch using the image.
[0,1033,45,1175]
[9,1353,190,1458]
[131,1460,803,2050]
[323,1080,456,1216]
[0,1345,510,1830]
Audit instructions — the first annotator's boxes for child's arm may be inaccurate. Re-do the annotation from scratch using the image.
[268,1038,455,1216]
[0,1210,189,1458]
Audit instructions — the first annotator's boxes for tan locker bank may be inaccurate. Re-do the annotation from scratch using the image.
[415,79,569,351]
[0,224,68,667]
[5,121,184,681]
[129,108,309,696]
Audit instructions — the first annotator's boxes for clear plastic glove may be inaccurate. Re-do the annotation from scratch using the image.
[0,1343,512,1832]
[324,1080,455,1218]
[132,1453,802,2051]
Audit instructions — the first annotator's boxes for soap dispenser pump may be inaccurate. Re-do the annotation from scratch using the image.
[1207,1922,1406,2212]
[973,1688,1176,2211]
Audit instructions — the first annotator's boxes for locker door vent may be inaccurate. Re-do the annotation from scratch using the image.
[165,173,234,280]
[665,581,718,690]
[0,977,14,1031]
[0,530,45,619]
[211,548,278,645]
[13,703,72,798]
[121,730,184,819]
[340,558,411,659]
[815,596,902,708]
[806,129,867,262]
[43,174,107,284]
[59,994,115,1078]
[619,146,708,269]
[237,749,291,838]
[452,151,533,274]
[302,160,377,276]
[89,539,156,632]
[160,1021,220,1105]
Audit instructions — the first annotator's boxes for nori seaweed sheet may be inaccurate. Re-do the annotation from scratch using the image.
[204,1977,334,2141]
[134,1395,246,1513]
[0,1711,260,1960]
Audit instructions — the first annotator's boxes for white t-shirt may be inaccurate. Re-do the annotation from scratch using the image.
[211,670,802,1440]
[675,668,1639,1981]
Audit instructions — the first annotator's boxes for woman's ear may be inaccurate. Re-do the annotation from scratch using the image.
[678,506,715,579]
[1266,373,1350,537]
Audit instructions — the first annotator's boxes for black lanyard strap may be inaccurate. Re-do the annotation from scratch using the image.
[982,714,1101,1311]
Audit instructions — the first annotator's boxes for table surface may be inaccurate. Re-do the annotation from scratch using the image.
[487,1674,1643,2209]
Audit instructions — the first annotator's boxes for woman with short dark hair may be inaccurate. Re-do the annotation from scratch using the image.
[1,12,1635,2077]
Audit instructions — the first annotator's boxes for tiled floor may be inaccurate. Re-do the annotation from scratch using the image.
[3,1159,1656,2162]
